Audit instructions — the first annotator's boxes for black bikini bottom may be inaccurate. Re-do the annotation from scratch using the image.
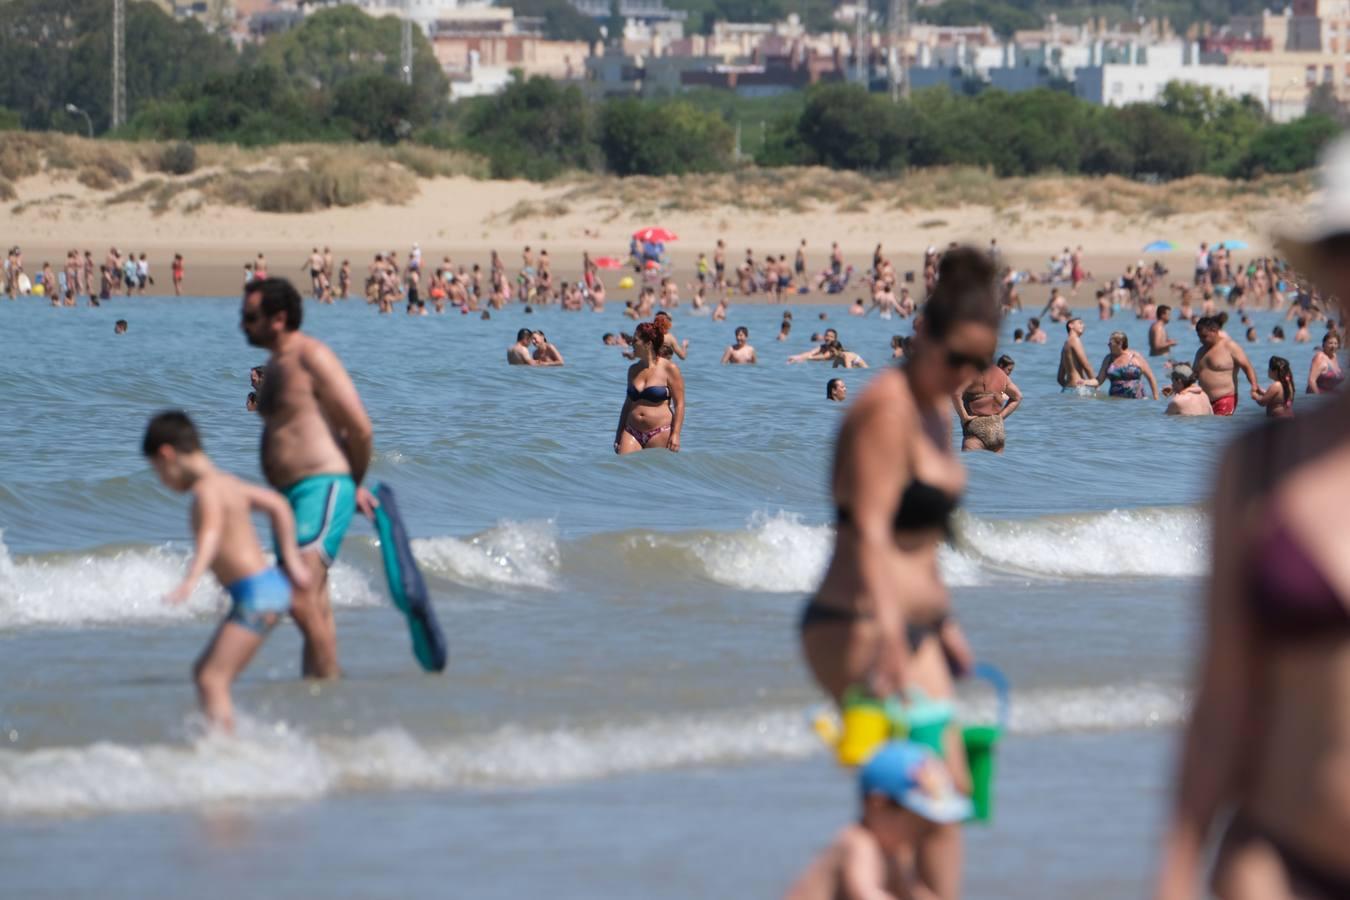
[798,600,947,653]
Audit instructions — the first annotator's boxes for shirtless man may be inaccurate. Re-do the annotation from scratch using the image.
[1149,305,1178,356]
[721,326,757,364]
[1057,318,1097,390]
[1192,315,1258,416]
[1040,287,1070,323]
[302,248,324,298]
[1025,317,1048,344]
[242,278,374,679]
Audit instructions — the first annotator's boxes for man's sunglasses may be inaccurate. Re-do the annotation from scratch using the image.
[946,348,992,370]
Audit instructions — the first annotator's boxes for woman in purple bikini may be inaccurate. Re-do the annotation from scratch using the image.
[1156,145,1350,899]
[614,321,684,454]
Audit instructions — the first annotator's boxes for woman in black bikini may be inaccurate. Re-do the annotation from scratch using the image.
[799,247,999,900]
[614,321,684,454]
[1156,214,1350,898]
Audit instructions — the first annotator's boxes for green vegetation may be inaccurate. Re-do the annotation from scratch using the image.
[761,82,1343,180]
[0,1,1340,184]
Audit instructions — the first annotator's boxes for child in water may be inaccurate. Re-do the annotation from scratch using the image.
[784,741,971,900]
[142,411,309,731]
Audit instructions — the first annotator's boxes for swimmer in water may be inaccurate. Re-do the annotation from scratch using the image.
[1306,331,1343,393]
[826,378,847,402]
[142,411,310,732]
[721,326,758,364]
[1094,331,1160,400]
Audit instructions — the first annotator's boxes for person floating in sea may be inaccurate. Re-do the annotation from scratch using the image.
[826,378,847,402]
[243,277,375,679]
[143,410,310,732]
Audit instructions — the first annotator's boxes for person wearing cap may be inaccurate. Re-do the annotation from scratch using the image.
[1155,134,1350,900]
[785,741,970,900]
[1163,364,1211,416]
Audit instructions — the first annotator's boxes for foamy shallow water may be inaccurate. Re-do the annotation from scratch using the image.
[0,295,1319,895]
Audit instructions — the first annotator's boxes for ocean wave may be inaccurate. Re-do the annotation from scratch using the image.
[0,532,381,630]
[411,520,560,590]
[953,507,1206,579]
[0,682,1184,817]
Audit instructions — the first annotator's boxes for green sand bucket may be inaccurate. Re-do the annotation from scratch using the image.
[962,663,1010,823]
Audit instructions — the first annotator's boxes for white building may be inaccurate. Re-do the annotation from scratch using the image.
[1075,61,1270,107]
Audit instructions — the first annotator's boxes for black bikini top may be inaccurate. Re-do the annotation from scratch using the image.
[628,383,671,403]
[837,480,959,537]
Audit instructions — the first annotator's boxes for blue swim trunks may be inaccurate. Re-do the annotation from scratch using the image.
[225,566,292,635]
[281,474,357,566]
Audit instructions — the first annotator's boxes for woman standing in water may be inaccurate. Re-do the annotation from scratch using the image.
[613,321,684,454]
[1094,331,1160,400]
[799,247,998,900]
[1306,331,1343,393]
[1155,176,1350,898]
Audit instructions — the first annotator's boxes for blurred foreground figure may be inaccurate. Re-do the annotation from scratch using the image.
[1155,135,1350,900]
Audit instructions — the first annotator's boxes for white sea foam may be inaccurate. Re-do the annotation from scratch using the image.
[411,520,559,589]
[0,532,381,630]
[955,507,1206,579]
[0,683,1184,817]
[676,512,984,593]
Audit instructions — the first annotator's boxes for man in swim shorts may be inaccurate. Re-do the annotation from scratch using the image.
[1057,318,1097,391]
[243,278,375,679]
[143,411,310,731]
[1193,315,1257,416]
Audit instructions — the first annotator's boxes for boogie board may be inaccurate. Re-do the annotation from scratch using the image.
[17,273,31,295]
[372,482,448,673]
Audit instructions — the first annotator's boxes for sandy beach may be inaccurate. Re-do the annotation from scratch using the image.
[4,140,1311,307]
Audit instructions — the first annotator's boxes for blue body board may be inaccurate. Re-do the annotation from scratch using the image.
[372,482,448,672]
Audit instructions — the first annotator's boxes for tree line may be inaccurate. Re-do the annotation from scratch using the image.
[0,1,1338,182]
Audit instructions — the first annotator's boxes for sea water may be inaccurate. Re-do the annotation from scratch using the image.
[0,294,1320,897]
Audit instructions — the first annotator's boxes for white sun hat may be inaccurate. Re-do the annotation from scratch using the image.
[1276,133,1350,274]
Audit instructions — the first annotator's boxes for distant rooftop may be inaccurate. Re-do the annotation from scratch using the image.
[570,0,686,21]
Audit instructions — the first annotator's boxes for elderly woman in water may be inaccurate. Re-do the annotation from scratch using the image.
[613,320,684,454]
[799,246,997,900]
[1306,331,1343,393]
[1094,331,1159,400]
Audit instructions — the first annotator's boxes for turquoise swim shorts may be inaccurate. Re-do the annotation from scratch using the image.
[281,474,357,566]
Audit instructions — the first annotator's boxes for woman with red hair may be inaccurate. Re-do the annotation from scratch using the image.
[614,321,685,454]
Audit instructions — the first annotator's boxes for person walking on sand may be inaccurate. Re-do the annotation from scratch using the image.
[242,278,375,680]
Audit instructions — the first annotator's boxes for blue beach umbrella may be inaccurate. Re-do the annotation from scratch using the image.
[1142,240,1175,252]
[1214,239,1249,250]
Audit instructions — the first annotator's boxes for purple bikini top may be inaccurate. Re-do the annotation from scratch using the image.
[1248,523,1350,636]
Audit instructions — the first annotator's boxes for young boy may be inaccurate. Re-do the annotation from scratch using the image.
[784,741,972,900]
[143,411,310,732]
